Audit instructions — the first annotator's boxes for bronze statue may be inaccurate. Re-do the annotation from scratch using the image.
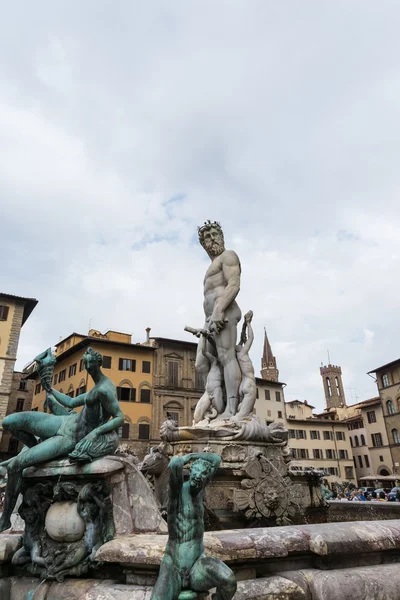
[0,347,124,532]
[151,452,236,600]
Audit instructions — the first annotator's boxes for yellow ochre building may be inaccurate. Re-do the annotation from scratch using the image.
[31,329,154,447]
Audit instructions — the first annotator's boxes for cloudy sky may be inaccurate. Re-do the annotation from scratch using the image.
[2,2,400,411]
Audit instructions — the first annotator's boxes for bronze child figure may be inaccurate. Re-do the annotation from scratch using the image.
[151,452,236,600]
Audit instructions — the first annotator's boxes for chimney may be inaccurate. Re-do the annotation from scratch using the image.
[145,327,151,343]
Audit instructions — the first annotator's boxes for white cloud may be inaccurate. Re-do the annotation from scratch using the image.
[2,2,400,411]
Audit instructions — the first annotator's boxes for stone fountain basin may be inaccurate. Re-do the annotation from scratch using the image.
[3,520,400,599]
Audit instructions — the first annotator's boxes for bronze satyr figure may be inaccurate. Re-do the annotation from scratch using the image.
[151,452,236,600]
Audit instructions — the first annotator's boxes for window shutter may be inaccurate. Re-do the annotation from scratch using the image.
[131,360,136,372]
[1,306,9,321]
[138,423,150,440]
[122,423,130,439]
[103,356,112,369]
[131,388,136,402]
[168,361,178,386]
[140,388,151,403]
[119,358,123,370]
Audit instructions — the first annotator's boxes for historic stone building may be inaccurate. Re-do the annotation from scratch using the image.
[254,330,286,426]
[367,358,400,476]
[284,399,355,482]
[345,396,392,485]
[320,363,346,410]
[0,371,34,457]
[146,336,204,437]
[0,292,37,451]
[260,329,279,381]
[301,361,394,485]
[30,329,155,451]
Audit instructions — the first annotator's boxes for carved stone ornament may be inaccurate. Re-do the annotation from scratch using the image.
[232,454,299,525]
[13,479,114,581]
[221,444,247,463]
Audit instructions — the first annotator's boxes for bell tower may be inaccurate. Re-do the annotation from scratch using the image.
[320,363,346,409]
[261,329,279,381]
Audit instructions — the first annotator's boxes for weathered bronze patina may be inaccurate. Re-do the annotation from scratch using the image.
[0,347,124,532]
[151,452,236,600]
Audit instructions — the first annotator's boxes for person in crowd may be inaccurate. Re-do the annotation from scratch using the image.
[353,489,366,501]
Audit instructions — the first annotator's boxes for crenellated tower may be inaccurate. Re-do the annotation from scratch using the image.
[260,329,279,381]
[320,363,346,409]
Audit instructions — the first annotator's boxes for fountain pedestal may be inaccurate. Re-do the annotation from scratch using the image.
[7,455,166,582]
[165,424,323,528]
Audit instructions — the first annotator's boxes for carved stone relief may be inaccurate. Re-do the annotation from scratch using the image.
[232,454,300,525]
[13,479,114,581]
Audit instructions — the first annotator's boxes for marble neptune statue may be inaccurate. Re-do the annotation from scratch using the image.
[195,221,242,418]
[0,347,124,533]
[189,220,258,424]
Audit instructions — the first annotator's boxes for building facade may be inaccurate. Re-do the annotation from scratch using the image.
[0,292,37,450]
[320,364,346,410]
[254,330,286,426]
[284,399,355,482]
[31,329,155,450]
[0,372,34,456]
[260,329,279,382]
[345,397,393,484]
[254,377,286,426]
[147,336,204,436]
[367,359,400,476]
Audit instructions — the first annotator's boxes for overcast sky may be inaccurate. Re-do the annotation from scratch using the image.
[2,2,400,411]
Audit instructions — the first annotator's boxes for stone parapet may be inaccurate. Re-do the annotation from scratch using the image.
[3,520,400,598]
[328,499,400,521]
[3,566,400,600]
[97,519,400,567]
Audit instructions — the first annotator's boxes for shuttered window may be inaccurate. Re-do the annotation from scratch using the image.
[117,387,136,402]
[138,423,150,440]
[119,358,136,372]
[140,388,151,403]
[168,361,179,387]
[102,356,112,369]
[118,423,130,439]
[0,306,9,321]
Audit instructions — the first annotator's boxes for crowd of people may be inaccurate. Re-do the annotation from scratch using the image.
[336,488,399,502]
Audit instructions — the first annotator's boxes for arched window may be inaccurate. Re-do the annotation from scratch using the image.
[354,435,359,447]
[138,422,150,440]
[360,434,366,446]
[392,429,400,445]
[335,376,341,396]
[326,378,332,397]
[118,422,130,439]
[382,374,389,388]
[387,400,395,415]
